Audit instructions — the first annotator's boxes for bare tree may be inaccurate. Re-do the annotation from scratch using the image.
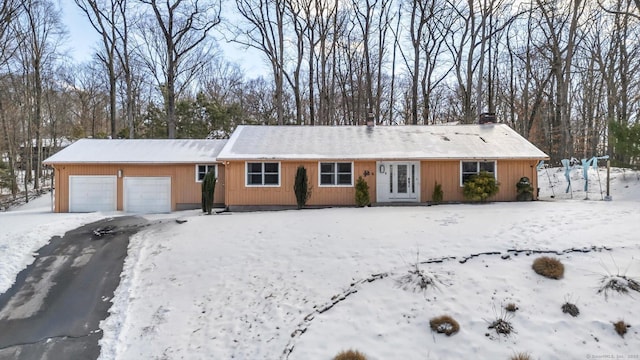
[139,0,221,138]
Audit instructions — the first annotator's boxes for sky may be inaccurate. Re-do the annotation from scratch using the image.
[60,1,267,78]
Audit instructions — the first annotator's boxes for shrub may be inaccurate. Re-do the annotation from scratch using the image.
[432,182,443,203]
[488,310,514,336]
[463,171,499,202]
[293,165,312,209]
[201,170,216,215]
[532,256,564,279]
[561,302,579,317]
[598,275,640,299]
[614,320,630,337]
[516,177,534,201]
[354,176,370,207]
[505,303,518,312]
[429,315,460,336]
[334,349,367,360]
[510,352,532,360]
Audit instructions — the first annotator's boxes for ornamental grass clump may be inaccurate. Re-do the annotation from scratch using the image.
[614,320,630,338]
[532,256,564,279]
[510,352,532,360]
[429,315,460,336]
[333,349,367,360]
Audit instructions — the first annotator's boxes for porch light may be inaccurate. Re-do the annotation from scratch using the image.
[118,169,123,178]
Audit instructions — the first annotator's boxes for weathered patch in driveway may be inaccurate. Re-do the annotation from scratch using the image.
[0,216,149,360]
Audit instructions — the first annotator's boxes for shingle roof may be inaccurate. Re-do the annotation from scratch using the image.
[43,139,227,164]
[217,124,549,160]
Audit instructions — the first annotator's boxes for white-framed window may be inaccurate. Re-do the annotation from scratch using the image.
[196,164,217,182]
[460,161,496,186]
[319,162,353,186]
[246,162,280,186]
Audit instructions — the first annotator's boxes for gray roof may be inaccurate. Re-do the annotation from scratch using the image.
[217,124,549,161]
[43,139,227,164]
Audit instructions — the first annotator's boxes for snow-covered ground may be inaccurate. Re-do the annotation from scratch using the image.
[2,167,640,360]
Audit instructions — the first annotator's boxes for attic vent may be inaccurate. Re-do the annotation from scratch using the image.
[442,136,450,141]
[479,136,487,143]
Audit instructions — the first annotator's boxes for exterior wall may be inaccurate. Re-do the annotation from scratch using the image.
[422,159,541,202]
[223,160,376,207]
[50,163,225,212]
[225,158,541,207]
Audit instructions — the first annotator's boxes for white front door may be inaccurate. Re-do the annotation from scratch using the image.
[376,161,420,202]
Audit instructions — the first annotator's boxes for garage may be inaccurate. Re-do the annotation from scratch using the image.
[69,176,117,212]
[123,177,171,213]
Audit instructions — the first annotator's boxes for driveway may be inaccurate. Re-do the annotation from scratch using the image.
[0,216,148,360]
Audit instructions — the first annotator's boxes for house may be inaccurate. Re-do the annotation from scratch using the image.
[43,123,549,213]
[43,139,227,213]
[217,124,548,210]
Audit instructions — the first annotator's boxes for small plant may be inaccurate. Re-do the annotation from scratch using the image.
[505,303,518,312]
[613,320,630,338]
[293,165,312,209]
[516,177,534,201]
[510,352,532,360]
[488,310,515,336]
[432,182,443,203]
[333,349,367,360]
[561,302,580,317]
[532,256,564,279]
[354,176,370,207]
[201,170,216,215]
[463,171,499,202]
[429,315,460,336]
[598,275,640,299]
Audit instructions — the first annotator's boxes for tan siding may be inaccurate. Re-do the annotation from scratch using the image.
[421,159,541,202]
[50,163,226,212]
[224,160,376,206]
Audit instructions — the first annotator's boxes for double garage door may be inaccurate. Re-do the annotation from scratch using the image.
[69,176,171,213]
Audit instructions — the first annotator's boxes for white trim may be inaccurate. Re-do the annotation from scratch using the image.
[195,164,218,182]
[317,161,354,187]
[459,160,497,187]
[245,161,281,187]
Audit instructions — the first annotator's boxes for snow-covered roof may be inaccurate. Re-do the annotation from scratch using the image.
[217,124,549,161]
[43,139,227,164]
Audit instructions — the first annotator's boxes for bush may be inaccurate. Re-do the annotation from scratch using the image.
[505,303,518,312]
[354,176,370,207]
[532,256,564,279]
[510,352,532,360]
[516,177,533,201]
[201,170,216,215]
[561,302,579,317]
[429,315,460,336]
[293,165,311,209]
[432,182,443,203]
[598,275,640,299]
[614,320,630,337]
[463,171,499,202]
[333,349,367,360]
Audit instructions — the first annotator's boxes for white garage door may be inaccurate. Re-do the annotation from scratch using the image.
[69,176,117,213]
[124,177,171,213]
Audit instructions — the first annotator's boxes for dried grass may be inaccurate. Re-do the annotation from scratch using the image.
[429,315,460,336]
[614,320,630,338]
[532,256,564,279]
[510,352,532,360]
[333,349,367,360]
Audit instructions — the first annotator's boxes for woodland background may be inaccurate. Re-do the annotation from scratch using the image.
[0,0,639,197]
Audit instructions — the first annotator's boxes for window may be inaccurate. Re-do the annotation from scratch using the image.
[460,161,496,185]
[246,162,280,186]
[319,162,353,186]
[196,164,217,182]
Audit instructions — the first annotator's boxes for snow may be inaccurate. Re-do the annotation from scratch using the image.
[43,139,227,164]
[218,124,549,160]
[1,167,639,360]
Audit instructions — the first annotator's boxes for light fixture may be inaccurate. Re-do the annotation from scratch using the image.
[117,169,123,178]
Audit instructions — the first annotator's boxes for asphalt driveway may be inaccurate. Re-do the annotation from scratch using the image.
[0,216,149,360]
